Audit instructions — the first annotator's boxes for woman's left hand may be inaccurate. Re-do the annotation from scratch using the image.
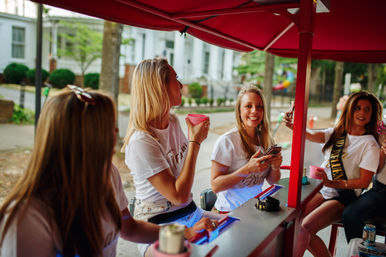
[184,217,218,239]
[269,153,283,170]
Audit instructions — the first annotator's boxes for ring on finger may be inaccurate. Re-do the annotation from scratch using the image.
[211,221,216,228]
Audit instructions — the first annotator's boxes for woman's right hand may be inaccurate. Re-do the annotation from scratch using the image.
[283,111,294,130]
[244,150,271,174]
[186,118,210,144]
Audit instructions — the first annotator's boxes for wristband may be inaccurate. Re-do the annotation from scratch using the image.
[189,140,200,146]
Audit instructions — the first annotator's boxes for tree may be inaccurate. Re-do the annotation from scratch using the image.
[367,63,380,93]
[99,21,123,111]
[330,62,344,119]
[263,53,275,121]
[57,21,103,85]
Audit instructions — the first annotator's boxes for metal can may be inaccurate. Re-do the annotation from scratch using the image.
[362,224,376,246]
[159,223,185,254]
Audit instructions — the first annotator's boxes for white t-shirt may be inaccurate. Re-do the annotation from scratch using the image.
[125,114,193,219]
[0,164,129,257]
[376,162,386,185]
[211,127,270,212]
[319,128,380,199]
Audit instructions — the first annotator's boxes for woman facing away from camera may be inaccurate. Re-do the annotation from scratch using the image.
[283,91,382,257]
[122,57,222,256]
[0,86,216,257]
[210,85,282,212]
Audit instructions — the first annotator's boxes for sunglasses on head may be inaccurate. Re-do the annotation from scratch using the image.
[67,85,96,105]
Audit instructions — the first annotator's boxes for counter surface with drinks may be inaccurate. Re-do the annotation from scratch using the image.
[190,177,323,257]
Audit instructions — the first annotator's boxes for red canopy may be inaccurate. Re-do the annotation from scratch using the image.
[33,0,386,63]
[30,0,385,210]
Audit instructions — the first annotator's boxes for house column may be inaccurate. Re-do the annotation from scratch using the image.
[209,45,219,80]
[223,49,233,81]
[173,32,185,78]
[191,38,203,79]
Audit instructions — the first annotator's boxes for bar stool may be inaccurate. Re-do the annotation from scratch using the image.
[328,217,386,257]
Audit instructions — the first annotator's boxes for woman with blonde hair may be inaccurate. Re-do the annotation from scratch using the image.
[283,91,382,257]
[210,85,282,212]
[122,57,221,256]
[0,86,216,257]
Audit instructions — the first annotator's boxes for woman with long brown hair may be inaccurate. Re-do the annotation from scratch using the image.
[283,90,382,257]
[210,85,282,212]
[0,86,216,257]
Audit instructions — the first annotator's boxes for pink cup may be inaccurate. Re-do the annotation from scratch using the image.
[309,165,324,180]
[186,114,209,126]
[153,240,192,257]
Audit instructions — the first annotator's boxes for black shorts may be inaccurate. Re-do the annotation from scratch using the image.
[329,189,358,206]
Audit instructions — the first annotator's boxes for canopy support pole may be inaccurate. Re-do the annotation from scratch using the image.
[288,0,315,210]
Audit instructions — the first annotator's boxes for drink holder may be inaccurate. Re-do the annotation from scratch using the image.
[255,196,281,212]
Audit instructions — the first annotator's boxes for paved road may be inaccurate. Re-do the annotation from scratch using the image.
[0,87,350,257]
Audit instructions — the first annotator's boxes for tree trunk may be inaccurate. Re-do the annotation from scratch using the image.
[367,63,379,93]
[263,53,275,122]
[330,61,344,119]
[100,21,123,107]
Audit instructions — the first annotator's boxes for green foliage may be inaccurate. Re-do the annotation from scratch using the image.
[188,82,203,99]
[10,104,34,124]
[209,98,214,107]
[201,97,209,106]
[180,98,185,107]
[234,51,266,76]
[49,69,75,89]
[194,98,202,106]
[84,73,99,89]
[229,98,234,105]
[4,63,29,84]
[27,69,49,84]
[216,98,224,106]
[57,21,103,76]
[187,98,193,106]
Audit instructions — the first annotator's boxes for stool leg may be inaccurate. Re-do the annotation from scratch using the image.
[328,224,339,257]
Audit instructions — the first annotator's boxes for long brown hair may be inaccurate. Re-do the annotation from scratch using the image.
[322,91,382,152]
[0,89,122,256]
[235,85,273,159]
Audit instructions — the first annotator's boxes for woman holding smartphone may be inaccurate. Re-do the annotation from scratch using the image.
[210,85,282,212]
[283,91,382,257]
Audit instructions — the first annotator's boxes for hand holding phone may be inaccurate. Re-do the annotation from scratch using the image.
[264,144,282,156]
[286,101,295,119]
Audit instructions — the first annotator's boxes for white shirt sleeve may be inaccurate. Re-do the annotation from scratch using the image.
[211,135,234,168]
[125,135,169,181]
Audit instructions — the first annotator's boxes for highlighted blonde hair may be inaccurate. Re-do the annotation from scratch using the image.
[235,85,273,159]
[121,57,174,151]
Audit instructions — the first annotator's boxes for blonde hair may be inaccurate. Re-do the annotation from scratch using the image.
[121,57,172,151]
[323,90,382,152]
[0,89,121,256]
[235,85,273,159]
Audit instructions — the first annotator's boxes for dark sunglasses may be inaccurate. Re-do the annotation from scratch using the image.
[67,85,96,105]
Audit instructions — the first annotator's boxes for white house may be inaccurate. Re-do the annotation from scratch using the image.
[0,0,242,98]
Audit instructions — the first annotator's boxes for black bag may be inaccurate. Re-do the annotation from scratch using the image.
[200,188,217,211]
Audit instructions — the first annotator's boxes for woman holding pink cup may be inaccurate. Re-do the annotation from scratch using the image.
[309,165,325,180]
[186,113,209,126]
[283,91,383,257]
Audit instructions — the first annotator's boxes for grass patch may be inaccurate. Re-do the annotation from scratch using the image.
[174,106,234,114]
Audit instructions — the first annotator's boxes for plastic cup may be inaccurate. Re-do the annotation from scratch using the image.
[153,240,192,257]
[186,114,209,126]
[309,165,324,180]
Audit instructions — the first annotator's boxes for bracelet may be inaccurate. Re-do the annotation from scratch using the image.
[189,140,201,146]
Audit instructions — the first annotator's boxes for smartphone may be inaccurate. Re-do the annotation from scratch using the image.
[287,101,295,119]
[265,144,282,156]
